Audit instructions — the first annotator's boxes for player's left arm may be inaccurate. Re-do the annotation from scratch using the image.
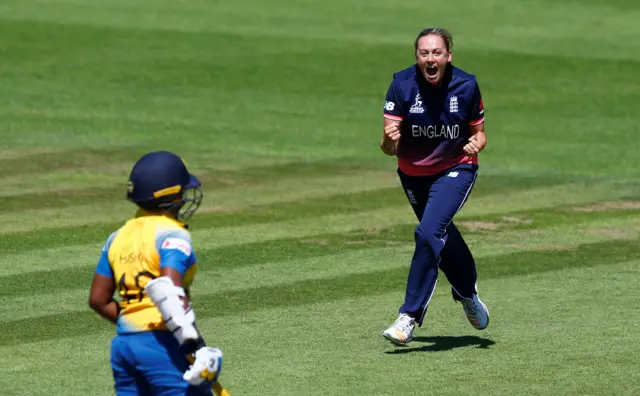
[89,241,119,324]
[146,232,203,349]
[463,80,487,156]
[145,231,223,387]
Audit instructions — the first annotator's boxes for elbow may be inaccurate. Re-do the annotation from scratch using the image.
[88,295,106,312]
[88,299,100,312]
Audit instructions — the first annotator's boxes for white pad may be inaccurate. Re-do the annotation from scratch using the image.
[145,276,199,345]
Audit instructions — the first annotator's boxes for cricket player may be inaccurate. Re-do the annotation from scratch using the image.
[89,151,223,395]
[380,27,490,345]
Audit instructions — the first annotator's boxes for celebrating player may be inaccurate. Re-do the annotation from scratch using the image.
[380,27,490,346]
[89,151,224,395]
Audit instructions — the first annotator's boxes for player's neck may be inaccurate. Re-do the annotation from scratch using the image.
[135,208,178,221]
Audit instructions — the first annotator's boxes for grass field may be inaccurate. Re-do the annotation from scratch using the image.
[1,0,640,395]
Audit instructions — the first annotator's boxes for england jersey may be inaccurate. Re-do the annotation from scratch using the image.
[383,64,485,176]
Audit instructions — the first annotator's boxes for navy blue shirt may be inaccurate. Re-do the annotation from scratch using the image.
[383,64,485,176]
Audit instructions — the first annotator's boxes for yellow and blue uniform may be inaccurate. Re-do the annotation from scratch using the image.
[95,212,211,396]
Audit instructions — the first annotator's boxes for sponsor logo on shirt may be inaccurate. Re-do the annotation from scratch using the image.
[162,238,192,256]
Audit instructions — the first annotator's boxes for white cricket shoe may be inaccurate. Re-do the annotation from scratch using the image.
[461,295,489,330]
[382,313,415,346]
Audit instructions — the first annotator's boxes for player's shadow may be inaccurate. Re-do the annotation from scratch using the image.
[385,335,495,354]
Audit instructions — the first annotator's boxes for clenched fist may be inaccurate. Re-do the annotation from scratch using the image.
[381,122,401,155]
[462,133,486,156]
[384,123,401,143]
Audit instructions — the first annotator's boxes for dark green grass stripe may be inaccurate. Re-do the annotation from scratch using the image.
[4,185,123,213]
[0,187,407,255]
[1,158,375,213]
[2,163,569,214]
[2,236,639,346]
[0,150,388,191]
[1,173,570,253]
[0,148,145,177]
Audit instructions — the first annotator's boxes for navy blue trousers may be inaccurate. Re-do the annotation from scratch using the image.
[397,163,479,326]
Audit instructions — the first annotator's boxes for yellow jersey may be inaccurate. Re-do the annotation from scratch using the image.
[94,212,198,334]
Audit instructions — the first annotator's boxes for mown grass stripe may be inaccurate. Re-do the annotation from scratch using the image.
[0,172,577,253]
[0,223,414,297]
[3,175,631,237]
[0,147,144,177]
[458,199,640,232]
[0,158,380,213]
[0,187,405,255]
[2,236,639,346]
[3,187,639,263]
[5,206,640,293]
[0,247,412,323]
[5,210,640,321]
[0,165,570,214]
[0,170,398,234]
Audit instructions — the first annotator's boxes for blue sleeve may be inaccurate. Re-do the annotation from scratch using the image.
[94,232,117,278]
[383,79,405,120]
[157,230,197,276]
[469,80,485,125]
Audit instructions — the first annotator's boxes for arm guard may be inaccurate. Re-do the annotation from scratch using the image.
[145,276,204,351]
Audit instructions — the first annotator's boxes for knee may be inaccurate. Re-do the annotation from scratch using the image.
[414,224,444,247]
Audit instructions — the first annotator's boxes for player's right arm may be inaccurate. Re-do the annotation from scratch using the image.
[382,118,402,156]
[381,80,404,156]
[89,233,120,324]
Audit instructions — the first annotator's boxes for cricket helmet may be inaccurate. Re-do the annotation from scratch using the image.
[126,151,203,221]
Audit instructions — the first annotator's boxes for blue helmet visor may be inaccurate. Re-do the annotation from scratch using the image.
[185,174,201,190]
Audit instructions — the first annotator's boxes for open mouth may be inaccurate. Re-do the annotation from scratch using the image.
[426,65,438,78]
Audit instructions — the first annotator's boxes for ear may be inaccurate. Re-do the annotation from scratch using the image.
[447,51,452,63]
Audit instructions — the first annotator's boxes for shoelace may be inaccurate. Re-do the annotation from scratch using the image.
[394,316,414,333]
[463,300,478,316]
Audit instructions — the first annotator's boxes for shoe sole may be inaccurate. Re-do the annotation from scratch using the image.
[382,332,412,346]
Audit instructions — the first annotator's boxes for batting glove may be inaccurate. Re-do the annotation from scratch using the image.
[184,346,223,387]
